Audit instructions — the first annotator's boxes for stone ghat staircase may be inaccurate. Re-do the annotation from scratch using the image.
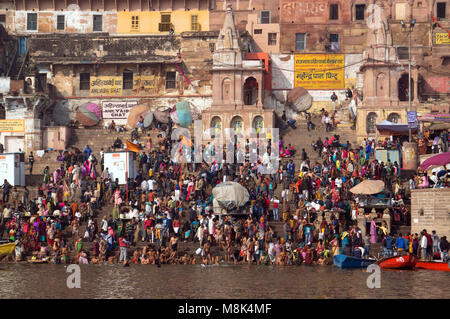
[27,126,163,187]
[280,111,358,169]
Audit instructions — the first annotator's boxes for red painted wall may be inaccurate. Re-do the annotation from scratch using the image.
[422,76,450,94]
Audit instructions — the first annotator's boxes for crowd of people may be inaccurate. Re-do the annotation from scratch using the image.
[0,114,449,266]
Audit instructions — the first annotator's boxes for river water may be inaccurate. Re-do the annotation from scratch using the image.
[0,263,448,299]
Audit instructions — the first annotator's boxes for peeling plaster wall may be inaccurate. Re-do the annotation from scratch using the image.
[14,10,117,34]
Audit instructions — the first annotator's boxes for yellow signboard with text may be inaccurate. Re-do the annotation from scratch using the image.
[294,54,345,90]
[90,75,157,96]
[90,76,123,96]
[435,33,450,45]
[0,119,25,132]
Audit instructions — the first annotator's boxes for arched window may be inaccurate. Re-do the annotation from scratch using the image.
[366,112,377,134]
[243,77,258,105]
[210,116,222,137]
[387,113,401,123]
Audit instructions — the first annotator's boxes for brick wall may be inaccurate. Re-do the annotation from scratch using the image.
[411,188,450,239]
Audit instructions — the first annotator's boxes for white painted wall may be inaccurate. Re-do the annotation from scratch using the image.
[14,10,116,33]
[270,53,363,104]
[0,77,10,94]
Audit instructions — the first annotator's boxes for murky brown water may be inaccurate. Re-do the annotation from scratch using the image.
[0,264,448,299]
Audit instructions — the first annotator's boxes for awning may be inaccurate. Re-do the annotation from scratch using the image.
[418,113,450,123]
[426,122,450,130]
[376,120,416,133]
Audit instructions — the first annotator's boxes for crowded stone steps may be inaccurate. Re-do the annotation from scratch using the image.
[28,126,162,187]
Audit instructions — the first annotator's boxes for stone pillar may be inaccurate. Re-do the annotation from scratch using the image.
[24,118,42,154]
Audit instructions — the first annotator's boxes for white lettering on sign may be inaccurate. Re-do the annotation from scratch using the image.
[102,101,138,119]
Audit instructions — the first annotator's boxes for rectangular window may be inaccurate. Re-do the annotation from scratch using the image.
[295,33,306,50]
[159,14,172,32]
[395,3,407,20]
[80,73,90,91]
[397,47,409,60]
[355,4,366,20]
[254,29,262,34]
[57,15,65,30]
[330,4,339,20]
[27,13,37,31]
[260,10,271,24]
[437,2,446,19]
[330,34,339,50]
[191,15,200,31]
[0,14,6,28]
[131,16,139,31]
[165,71,176,89]
[268,33,277,46]
[123,71,133,90]
[93,15,102,32]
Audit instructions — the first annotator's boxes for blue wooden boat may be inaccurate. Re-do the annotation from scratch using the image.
[333,254,376,268]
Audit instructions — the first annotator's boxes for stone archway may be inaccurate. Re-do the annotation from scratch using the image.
[253,116,264,133]
[210,116,222,137]
[366,112,377,134]
[243,77,258,105]
[387,112,401,123]
[398,73,414,102]
[231,115,244,134]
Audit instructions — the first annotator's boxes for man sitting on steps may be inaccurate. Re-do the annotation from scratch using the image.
[113,137,123,150]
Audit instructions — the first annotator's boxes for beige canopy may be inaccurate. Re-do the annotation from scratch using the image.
[212,182,249,210]
[350,179,385,195]
[127,104,151,129]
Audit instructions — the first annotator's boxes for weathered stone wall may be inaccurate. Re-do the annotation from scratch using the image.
[411,188,450,239]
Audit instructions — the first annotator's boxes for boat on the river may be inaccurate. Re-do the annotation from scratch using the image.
[27,258,48,264]
[415,261,450,272]
[376,253,417,269]
[333,254,376,268]
[0,241,16,258]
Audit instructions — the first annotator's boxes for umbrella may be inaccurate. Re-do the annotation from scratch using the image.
[76,102,101,127]
[127,104,150,128]
[212,181,249,210]
[171,101,192,128]
[154,109,170,124]
[52,100,71,126]
[287,87,313,112]
[350,179,385,195]
[419,152,450,171]
[143,111,153,128]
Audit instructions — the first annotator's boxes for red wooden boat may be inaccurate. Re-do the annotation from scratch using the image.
[376,253,418,270]
[415,261,450,272]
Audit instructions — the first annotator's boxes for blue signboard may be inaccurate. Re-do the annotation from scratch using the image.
[407,111,418,129]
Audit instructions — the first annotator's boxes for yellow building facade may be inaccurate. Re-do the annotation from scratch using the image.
[117,11,209,34]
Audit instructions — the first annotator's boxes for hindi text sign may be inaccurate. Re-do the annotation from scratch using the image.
[102,101,138,119]
[294,54,345,90]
